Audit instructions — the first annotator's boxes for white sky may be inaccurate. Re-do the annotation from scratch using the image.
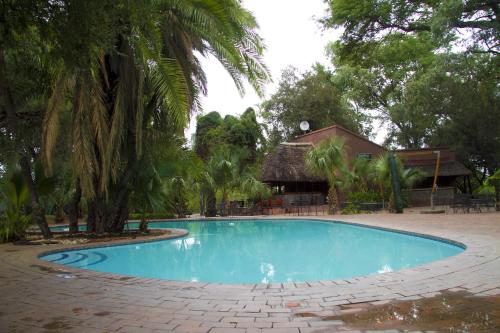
[185,0,385,144]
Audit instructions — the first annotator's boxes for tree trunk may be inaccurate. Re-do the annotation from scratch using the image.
[0,51,51,239]
[93,196,107,234]
[54,206,65,224]
[108,200,129,233]
[221,187,228,216]
[86,200,96,233]
[199,192,205,216]
[205,189,217,217]
[19,157,52,238]
[68,178,82,234]
[98,188,130,234]
[139,208,148,233]
[327,186,338,215]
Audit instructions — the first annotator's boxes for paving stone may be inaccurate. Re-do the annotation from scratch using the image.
[262,328,300,333]
[209,328,246,333]
[2,213,500,333]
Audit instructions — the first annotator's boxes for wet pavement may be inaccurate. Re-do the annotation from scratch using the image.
[1,213,499,332]
[331,291,500,332]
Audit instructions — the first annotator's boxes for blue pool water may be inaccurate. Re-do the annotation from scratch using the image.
[42,219,463,283]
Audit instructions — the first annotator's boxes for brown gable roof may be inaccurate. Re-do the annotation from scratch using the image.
[259,143,325,183]
[293,124,386,150]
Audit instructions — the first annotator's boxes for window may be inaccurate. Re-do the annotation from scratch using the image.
[357,153,373,160]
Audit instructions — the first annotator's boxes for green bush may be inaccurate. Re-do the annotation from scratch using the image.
[129,212,176,220]
[0,166,33,242]
[0,214,32,243]
[347,190,382,203]
[341,203,361,215]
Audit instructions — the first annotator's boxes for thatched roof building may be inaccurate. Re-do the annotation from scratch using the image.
[259,125,473,207]
[260,143,323,183]
[396,148,472,188]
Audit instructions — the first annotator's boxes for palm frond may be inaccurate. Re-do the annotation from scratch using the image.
[42,70,74,174]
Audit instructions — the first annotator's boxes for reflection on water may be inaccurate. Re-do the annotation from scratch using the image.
[260,263,275,283]
[330,291,500,332]
[377,264,393,274]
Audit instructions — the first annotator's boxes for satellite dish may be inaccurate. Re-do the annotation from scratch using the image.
[300,120,310,132]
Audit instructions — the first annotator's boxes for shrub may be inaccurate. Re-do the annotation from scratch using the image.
[347,190,382,203]
[0,214,32,243]
[129,212,176,220]
[341,203,361,215]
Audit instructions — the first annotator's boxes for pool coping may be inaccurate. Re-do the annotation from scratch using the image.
[37,228,190,258]
[33,216,478,290]
[2,213,499,333]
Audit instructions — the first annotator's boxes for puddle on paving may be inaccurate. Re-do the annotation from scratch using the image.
[93,311,112,316]
[72,307,86,314]
[42,317,76,330]
[326,291,500,332]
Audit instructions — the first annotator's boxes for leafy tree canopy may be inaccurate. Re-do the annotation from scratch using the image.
[321,0,500,183]
[322,0,499,56]
[194,108,265,164]
[261,64,371,147]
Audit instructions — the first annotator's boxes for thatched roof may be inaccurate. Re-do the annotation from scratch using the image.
[407,160,472,177]
[259,143,325,183]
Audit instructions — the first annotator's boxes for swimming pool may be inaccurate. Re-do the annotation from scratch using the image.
[41,219,464,284]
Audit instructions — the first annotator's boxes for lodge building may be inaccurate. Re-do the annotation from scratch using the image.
[259,124,472,207]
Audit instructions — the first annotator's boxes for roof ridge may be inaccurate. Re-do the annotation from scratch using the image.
[293,124,386,150]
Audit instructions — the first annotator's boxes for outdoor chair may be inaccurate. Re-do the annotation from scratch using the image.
[471,196,496,213]
[450,194,472,213]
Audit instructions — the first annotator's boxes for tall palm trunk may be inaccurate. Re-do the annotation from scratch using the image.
[199,192,205,216]
[54,206,65,224]
[19,157,52,238]
[327,185,341,214]
[139,209,148,233]
[205,189,217,217]
[68,178,81,234]
[86,200,96,233]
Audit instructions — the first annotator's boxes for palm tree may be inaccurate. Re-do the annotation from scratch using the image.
[0,166,31,242]
[240,176,271,204]
[485,169,500,208]
[42,1,270,233]
[306,137,348,214]
[208,150,240,215]
[372,153,424,211]
[166,176,189,218]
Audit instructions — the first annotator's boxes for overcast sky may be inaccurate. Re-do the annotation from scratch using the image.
[186,1,385,143]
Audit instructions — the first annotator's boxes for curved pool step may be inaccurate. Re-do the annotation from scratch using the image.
[46,251,108,268]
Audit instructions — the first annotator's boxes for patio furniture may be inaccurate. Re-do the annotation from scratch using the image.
[450,194,472,213]
[471,196,496,212]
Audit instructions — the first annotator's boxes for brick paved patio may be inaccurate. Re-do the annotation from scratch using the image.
[1,212,499,332]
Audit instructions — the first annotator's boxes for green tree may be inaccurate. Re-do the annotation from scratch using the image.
[261,65,369,146]
[0,6,55,238]
[208,150,240,215]
[0,166,32,242]
[485,169,500,205]
[322,0,499,189]
[322,0,499,56]
[240,176,271,203]
[42,0,270,233]
[305,137,348,214]
[195,108,265,164]
[194,111,224,161]
[372,153,424,211]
